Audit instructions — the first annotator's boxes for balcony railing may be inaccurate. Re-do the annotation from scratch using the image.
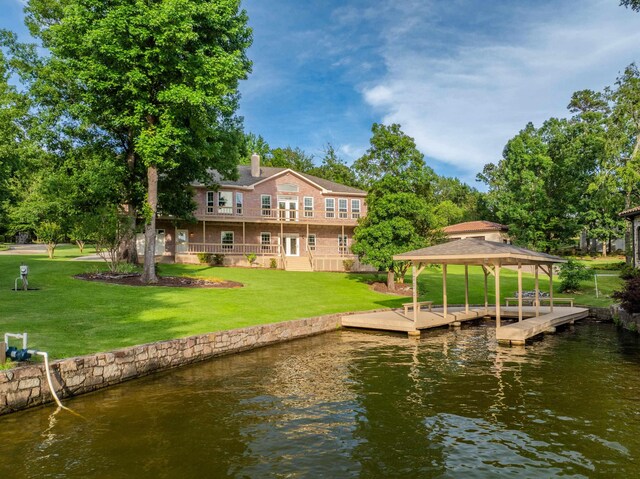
[200,207,361,224]
[185,243,357,258]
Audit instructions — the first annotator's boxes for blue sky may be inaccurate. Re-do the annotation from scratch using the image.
[2,0,640,186]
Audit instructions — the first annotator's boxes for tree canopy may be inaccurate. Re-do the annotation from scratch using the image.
[21,0,252,281]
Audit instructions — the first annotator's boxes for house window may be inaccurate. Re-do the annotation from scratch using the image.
[261,195,272,216]
[351,199,361,219]
[221,231,234,251]
[325,198,335,218]
[279,183,299,193]
[338,199,348,219]
[338,235,348,254]
[308,234,316,251]
[218,191,232,214]
[206,191,215,214]
[304,197,314,217]
[261,232,271,252]
[235,192,243,215]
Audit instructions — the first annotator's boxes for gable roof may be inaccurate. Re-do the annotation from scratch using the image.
[200,165,366,195]
[443,220,508,234]
[393,238,565,265]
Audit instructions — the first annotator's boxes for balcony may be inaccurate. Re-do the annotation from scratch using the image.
[198,207,361,225]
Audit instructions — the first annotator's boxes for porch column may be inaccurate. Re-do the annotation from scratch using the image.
[464,265,469,313]
[412,263,418,323]
[535,265,540,317]
[443,264,448,319]
[484,267,489,313]
[202,220,206,245]
[517,263,523,322]
[495,262,501,329]
[242,222,246,248]
[549,264,554,313]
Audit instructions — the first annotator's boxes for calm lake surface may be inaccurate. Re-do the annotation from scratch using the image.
[1,322,640,478]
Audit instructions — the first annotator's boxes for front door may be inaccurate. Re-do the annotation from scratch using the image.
[176,229,189,254]
[284,235,299,256]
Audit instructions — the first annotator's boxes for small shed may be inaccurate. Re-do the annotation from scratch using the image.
[393,238,567,327]
[443,221,510,243]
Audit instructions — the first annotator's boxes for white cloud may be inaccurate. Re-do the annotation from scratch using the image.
[357,0,640,174]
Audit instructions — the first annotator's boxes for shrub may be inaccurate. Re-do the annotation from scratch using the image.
[613,277,640,314]
[269,258,278,269]
[343,259,355,272]
[245,253,257,265]
[196,253,213,264]
[620,264,640,280]
[558,259,592,292]
[213,254,225,266]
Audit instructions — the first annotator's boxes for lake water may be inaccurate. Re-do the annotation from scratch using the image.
[1,322,640,478]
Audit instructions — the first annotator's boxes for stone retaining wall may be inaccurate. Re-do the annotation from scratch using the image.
[0,312,349,416]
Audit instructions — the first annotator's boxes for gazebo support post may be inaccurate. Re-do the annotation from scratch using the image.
[412,263,418,323]
[495,262,501,329]
[483,266,489,314]
[517,262,523,322]
[443,264,448,319]
[549,264,554,313]
[535,265,540,317]
[464,265,469,313]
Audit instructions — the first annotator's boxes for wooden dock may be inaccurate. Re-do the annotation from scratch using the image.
[341,305,589,343]
[495,306,589,345]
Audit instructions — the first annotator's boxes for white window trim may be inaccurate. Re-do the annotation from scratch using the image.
[304,196,314,217]
[221,231,234,250]
[235,192,243,215]
[351,199,361,219]
[218,191,233,215]
[338,198,348,219]
[338,234,348,254]
[325,198,335,218]
[261,194,272,216]
[206,191,215,215]
[308,234,316,251]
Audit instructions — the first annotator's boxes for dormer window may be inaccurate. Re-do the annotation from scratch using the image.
[278,183,299,193]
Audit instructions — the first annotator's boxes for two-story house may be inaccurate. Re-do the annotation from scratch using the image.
[152,154,373,272]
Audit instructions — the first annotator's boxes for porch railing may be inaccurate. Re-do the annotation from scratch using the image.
[187,243,280,255]
[307,245,355,257]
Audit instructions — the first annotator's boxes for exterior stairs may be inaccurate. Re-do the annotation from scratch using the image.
[284,256,314,272]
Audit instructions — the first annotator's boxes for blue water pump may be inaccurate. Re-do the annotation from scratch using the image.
[6,346,32,362]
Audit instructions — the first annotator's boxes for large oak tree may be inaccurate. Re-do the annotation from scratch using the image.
[24,0,252,282]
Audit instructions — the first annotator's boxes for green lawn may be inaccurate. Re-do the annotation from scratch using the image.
[0,248,622,359]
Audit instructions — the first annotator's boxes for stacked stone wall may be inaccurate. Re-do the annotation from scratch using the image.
[0,313,345,416]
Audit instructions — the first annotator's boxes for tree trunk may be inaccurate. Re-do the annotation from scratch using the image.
[602,240,607,257]
[387,270,395,291]
[125,144,139,264]
[141,165,159,283]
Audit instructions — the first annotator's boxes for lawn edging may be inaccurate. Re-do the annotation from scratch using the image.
[0,309,385,416]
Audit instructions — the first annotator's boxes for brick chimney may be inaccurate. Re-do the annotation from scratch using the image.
[251,153,260,178]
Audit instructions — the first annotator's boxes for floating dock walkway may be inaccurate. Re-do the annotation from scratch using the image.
[341,305,589,344]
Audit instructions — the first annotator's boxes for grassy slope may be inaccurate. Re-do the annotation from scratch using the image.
[0,247,621,358]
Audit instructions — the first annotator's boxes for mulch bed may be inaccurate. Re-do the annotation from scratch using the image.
[369,281,413,296]
[75,272,243,289]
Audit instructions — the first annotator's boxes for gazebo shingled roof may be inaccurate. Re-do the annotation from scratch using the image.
[393,238,566,266]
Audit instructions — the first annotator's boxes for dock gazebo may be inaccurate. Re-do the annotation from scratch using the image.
[392,238,567,327]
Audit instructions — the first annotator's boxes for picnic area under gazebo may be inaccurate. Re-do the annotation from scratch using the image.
[341,238,589,345]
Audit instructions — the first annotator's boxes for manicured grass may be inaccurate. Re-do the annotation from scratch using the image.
[0,251,621,359]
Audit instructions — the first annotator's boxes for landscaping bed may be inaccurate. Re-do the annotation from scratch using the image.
[75,272,243,288]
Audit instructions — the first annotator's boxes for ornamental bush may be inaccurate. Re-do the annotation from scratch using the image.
[558,259,592,292]
[613,277,640,314]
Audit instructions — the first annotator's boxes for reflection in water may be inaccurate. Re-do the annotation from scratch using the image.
[0,323,639,478]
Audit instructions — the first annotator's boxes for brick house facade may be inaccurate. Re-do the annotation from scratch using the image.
[151,154,374,272]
